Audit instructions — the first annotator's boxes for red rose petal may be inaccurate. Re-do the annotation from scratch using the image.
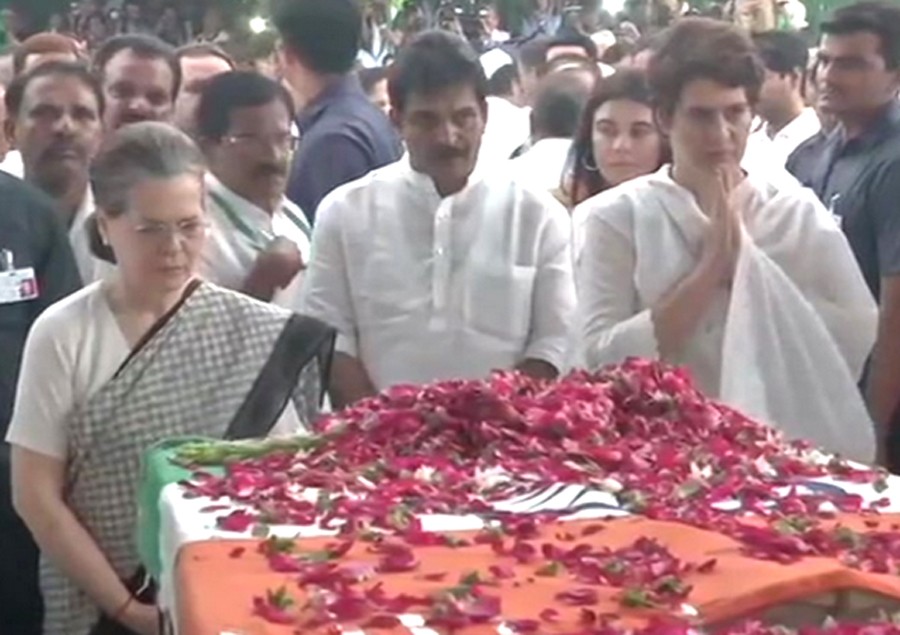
[556,588,599,606]
[216,510,255,533]
[539,608,560,622]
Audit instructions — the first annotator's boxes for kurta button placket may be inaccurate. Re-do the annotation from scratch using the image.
[430,197,454,328]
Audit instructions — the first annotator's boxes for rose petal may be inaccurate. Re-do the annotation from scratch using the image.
[556,588,599,606]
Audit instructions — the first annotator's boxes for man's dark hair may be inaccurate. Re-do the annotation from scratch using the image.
[517,37,548,72]
[5,60,105,119]
[92,34,181,96]
[388,30,487,114]
[272,0,362,75]
[753,30,809,76]
[546,33,598,62]
[545,54,600,80]
[358,66,389,96]
[821,1,900,70]
[531,70,592,139]
[647,18,765,115]
[195,70,295,140]
[601,41,636,66]
[487,64,519,98]
[175,42,236,69]
[13,32,81,76]
[633,31,666,58]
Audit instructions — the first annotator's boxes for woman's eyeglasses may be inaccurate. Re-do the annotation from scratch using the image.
[131,218,210,243]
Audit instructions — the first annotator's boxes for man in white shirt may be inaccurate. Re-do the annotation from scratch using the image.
[5,60,107,283]
[743,30,820,171]
[195,70,310,308]
[301,30,576,408]
[510,69,592,191]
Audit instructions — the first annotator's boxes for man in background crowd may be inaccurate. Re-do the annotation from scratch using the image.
[786,1,900,466]
[92,34,179,131]
[273,0,401,222]
[0,167,81,635]
[12,32,81,76]
[358,66,391,116]
[1,32,82,178]
[546,32,598,64]
[173,42,235,135]
[487,63,525,108]
[515,37,548,107]
[510,69,592,190]
[5,61,106,284]
[742,30,820,171]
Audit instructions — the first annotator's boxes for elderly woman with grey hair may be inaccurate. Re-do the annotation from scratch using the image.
[5,122,334,635]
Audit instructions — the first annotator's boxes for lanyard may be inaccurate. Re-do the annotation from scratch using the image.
[280,205,312,241]
[210,189,272,252]
[210,189,312,249]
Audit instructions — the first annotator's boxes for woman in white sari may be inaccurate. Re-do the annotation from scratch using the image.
[574,18,877,461]
[6,123,333,635]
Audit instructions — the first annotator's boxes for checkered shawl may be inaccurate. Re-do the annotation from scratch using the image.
[40,283,327,634]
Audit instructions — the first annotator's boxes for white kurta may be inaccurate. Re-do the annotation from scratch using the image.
[201,173,311,311]
[68,187,114,284]
[479,97,531,168]
[300,159,577,392]
[742,108,821,176]
[574,167,877,460]
[508,138,572,193]
[0,149,23,178]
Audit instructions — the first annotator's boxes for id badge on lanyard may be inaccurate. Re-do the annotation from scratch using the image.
[0,248,39,305]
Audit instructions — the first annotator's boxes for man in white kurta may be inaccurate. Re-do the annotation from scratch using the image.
[300,30,576,406]
[195,70,311,310]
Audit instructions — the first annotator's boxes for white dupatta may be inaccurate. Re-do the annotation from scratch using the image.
[577,168,877,461]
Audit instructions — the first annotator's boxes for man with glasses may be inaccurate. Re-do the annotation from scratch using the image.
[196,71,310,307]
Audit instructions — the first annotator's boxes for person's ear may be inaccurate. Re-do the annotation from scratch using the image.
[889,67,900,96]
[4,116,17,151]
[389,107,402,130]
[197,135,216,156]
[654,107,673,139]
[96,213,111,246]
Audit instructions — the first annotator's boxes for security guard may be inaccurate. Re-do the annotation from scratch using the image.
[0,171,80,634]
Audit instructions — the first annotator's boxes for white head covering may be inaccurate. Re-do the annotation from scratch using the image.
[480,47,515,80]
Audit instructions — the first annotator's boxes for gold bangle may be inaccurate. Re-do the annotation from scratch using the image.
[112,594,135,621]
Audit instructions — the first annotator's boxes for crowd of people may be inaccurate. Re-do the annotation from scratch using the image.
[5,1,233,51]
[0,0,899,634]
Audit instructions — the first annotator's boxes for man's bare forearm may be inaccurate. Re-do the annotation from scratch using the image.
[329,352,377,409]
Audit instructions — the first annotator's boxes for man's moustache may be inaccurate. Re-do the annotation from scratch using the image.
[433,147,467,160]
[254,164,287,177]
[41,142,83,160]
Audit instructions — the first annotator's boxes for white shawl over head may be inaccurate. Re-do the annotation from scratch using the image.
[574,168,877,461]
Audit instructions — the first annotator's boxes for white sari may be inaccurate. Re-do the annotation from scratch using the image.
[573,167,877,462]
